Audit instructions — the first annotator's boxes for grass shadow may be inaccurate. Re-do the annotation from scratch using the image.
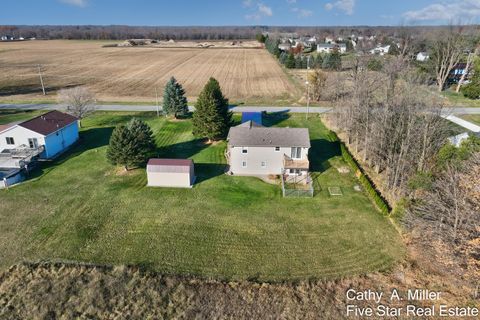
[155,138,209,160]
[309,138,341,172]
[262,111,291,127]
[194,163,227,184]
[26,127,114,181]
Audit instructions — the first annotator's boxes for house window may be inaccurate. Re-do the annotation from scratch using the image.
[291,147,302,159]
[28,138,38,149]
[261,161,267,168]
[242,147,248,154]
[5,137,14,145]
[275,147,280,152]
[242,161,247,168]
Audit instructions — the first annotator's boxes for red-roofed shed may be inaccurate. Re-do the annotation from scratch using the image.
[147,158,195,188]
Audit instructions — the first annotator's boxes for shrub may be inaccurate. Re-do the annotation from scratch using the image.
[340,143,390,215]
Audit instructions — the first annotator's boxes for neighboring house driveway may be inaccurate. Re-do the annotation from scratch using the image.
[441,115,480,133]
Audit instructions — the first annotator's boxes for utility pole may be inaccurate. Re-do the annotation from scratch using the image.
[37,64,46,95]
[306,56,310,120]
[155,87,160,117]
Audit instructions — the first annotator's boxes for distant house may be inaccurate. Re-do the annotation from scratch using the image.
[278,43,292,52]
[0,111,79,160]
[226,121,310,177]
[317,43,346,54]
[416,52,429,62]
[146,158,195,188]
[325,36,334,44]
[370,45,390,56]
[448,63,469,84]
[241,112,263,126]
[448,132,471,148]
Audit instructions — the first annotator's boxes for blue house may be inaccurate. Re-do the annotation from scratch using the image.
[241,112,263,126]
[0,111,79,160]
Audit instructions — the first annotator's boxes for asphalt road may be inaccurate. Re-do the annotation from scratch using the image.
[1,103,479,115]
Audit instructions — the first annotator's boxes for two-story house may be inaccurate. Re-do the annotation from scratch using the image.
[226,121,311,177]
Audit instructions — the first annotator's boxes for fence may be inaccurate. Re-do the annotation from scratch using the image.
[281,173,314,198]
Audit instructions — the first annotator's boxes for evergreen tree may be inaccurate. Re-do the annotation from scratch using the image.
[163,77,188,118]
[461,57,480,99]
[279,51,288,65]
[107,125,136,171]
[192,78,232,142]
[313,54,323,68]
[285,52,296,69]
[106,119,156,171]
[322,51,342,70]
[346,40,354,52]
[388,43,400,56]
[127,118,156,165]
[295,55,303,69]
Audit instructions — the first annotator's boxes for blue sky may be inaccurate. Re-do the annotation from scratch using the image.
[1,0,479,26]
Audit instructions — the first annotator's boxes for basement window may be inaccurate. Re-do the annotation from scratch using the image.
[6,137,14,145]
[275,147,280,152]
[242,147,248,154]
[261,161,267,168]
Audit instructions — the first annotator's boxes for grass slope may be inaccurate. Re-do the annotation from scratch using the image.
[0,110,403,281]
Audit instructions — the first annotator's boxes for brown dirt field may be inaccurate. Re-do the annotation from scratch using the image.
[0,40,298,103]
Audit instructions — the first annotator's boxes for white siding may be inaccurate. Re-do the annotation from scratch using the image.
[0,126,45,152]
[147,165,195,188]
[229,146,309,176]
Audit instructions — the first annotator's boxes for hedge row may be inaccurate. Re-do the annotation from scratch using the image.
[340,143,390,215]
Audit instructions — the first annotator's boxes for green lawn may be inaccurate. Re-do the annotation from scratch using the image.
[443,90,480,108]
[460,115,480,125]
[0,110,404,282]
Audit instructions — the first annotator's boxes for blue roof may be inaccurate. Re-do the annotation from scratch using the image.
[241,112,262,125]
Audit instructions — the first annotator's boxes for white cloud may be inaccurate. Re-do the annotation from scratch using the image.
[244,2,273,20]
[286,0,297,3]
[59,0,88,7]
[258,3,273,16]
[403,0,480,22]
[292,7,314,18]
[243,0,254,7]
[324,0,355,15]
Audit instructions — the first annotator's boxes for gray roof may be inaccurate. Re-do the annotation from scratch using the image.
[228,121,310,147]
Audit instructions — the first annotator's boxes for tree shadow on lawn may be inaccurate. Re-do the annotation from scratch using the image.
[155,138,210,160]
[262,111,291,127]
[309,138,341,172]
[194,163,228,184]
[26,127,114,181]
[88,112,158,127]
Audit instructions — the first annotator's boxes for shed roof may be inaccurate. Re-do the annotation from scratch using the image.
[147,158,194,173]
[18,111,78,136]
[227,123,310,148]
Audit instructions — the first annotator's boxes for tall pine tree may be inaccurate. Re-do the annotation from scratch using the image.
[192,78,232,142]
[163,77,188,118]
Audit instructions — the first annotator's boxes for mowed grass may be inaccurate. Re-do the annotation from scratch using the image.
[460,114,480,125]
[0,110,404,281]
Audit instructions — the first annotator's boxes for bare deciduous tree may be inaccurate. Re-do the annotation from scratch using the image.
[307,68,327,101]
[430,27,466,92]
[57,87,96,127]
